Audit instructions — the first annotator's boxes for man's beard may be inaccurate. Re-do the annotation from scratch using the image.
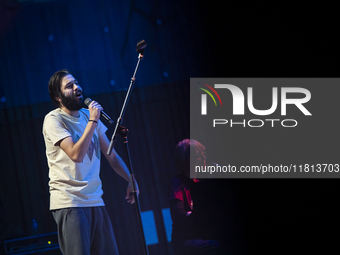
[60,93,84,111]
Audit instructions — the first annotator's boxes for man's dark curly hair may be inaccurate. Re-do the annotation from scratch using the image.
[48,69,72,107]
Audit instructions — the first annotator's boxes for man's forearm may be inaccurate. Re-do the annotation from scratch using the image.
[60,121,97,163]
[106,152,130,182]
[100,134,131,182]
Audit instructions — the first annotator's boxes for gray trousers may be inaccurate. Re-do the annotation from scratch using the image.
[52,206,119,255]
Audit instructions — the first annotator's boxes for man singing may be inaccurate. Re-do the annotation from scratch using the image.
[42,69,137,255]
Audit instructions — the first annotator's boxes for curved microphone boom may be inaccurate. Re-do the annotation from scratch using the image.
[84,98,114,124]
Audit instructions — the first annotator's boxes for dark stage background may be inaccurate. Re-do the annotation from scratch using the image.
[1,1,340,254]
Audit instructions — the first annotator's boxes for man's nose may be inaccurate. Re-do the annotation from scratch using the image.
[73,83,80,90]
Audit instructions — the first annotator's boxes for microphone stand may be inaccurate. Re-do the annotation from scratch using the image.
[107,41,149,255]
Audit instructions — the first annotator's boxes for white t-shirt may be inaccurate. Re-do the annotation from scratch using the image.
[42,108,108,210]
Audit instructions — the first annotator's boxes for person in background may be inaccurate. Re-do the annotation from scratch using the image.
[169,139,222,255]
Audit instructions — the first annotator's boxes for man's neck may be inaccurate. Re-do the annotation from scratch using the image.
[60,106,80,117]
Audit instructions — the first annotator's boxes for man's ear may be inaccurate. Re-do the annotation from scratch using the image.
[56,93,63,107]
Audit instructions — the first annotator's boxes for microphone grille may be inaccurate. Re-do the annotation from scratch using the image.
[84,98,92,106]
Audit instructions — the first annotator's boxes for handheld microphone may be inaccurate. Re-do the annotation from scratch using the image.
[84,98,114,124]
